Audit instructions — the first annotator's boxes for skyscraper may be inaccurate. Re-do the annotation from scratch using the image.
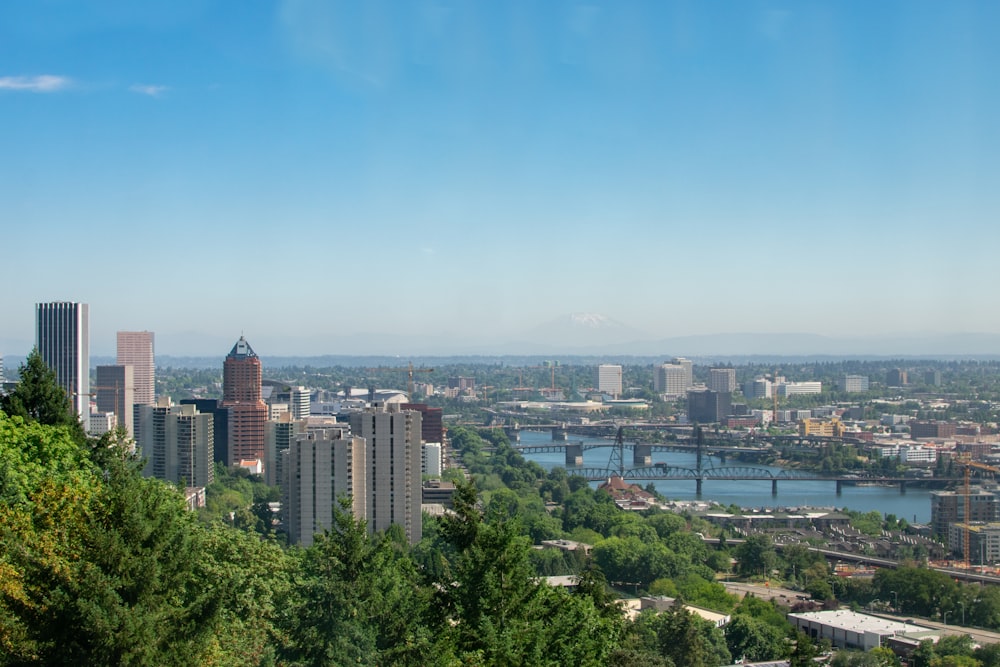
[95,364,135,437]
[222,336,267,467]
[117,331,155,405]
[350,403,423,545]
[36,302,89,426]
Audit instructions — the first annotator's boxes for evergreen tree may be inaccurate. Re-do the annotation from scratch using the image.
[0,349,84,441]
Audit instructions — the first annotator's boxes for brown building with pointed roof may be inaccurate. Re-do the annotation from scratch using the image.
[222,336,267,467]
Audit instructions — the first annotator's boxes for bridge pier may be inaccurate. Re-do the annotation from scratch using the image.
[565,443,583,466]
[696,478,703,496]
[771,479,778,496]
[552,426,567,441]
[633,444,651,466]
[836,480,842,495]
[899,480,906,494]
[504,426,520,443]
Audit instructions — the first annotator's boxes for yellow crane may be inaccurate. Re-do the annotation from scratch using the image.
[365,362,434,399]
[955,453,1000,570]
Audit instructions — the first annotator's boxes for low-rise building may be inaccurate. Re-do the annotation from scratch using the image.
[788,610,934,650]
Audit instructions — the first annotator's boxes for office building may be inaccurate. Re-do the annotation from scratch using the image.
[89,411,117,436]
[95,364,135,437]
[36,302,89,427]
[0,355,4,384]
[777,381,822,397]
[448,376,475,392]
[423,442,443,477]
[222,336,267,467]
[708,368,737,393]
[743,377,772,399]
[290,386,310,420]
[654,363,690,397]
[924,370,943,387]
[282,427,366,547]
[135,399,214,487]
[265,412,306,487]
[350,403,423,545]
[687,389,732,424]
[116,331,155,405]
[887,368,908,387]
[401,403,444,444]
[838,375,870,393]
[595,364,623,398]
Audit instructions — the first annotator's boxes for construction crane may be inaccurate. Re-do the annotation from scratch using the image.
[364,362,434,399]
[955,453,1000,570]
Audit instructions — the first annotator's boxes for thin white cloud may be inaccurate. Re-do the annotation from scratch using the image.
[129,84,168,97]
[0,75,72,92]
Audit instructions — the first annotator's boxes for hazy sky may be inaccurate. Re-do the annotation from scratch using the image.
[2,1,999,356]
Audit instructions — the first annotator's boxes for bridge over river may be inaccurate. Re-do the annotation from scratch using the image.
[510,427,960,496]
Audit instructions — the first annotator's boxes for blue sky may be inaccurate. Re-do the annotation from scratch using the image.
[2,1,999,356]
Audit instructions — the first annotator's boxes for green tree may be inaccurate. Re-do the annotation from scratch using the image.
[280,500,438,666]
[0,349,84,440]
[725,613,788,662]
[0,447,222,665]
[736,534,778,578]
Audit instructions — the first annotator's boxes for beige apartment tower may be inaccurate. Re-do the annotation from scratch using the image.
[281,427,367,547]
[349,403,423,545]
[117,331,155,405]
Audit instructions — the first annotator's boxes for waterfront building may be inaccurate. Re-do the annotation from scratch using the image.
[135,399,214,487]
[222,336,267,468]
[36,301,89,427]
[687,389,731,424]
[838,375,870,393]
[95,364,135,437]
[116,331,155,405]
[799,418,845,437]
[910,420,957,439]
[708,368,737,393]
[282,427,366,547]
[931,488,1000,538]
[948,522,1000,564]
[350,403,423,545]
[595,364,623,398]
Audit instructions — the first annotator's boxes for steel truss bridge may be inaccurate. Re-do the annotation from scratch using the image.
[514,426,959,495]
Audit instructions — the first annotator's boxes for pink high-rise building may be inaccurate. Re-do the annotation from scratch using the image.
[117,331,155,405]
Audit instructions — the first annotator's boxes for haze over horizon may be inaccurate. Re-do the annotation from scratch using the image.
[3,2,998,357]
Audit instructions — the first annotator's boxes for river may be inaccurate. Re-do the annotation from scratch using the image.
[515,430,933,523]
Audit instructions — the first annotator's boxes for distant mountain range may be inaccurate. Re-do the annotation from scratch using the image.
[3,312,1000,364]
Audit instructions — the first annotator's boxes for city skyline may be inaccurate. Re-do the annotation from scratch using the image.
[3,2,999,355]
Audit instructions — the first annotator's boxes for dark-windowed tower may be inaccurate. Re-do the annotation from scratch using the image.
[36,302,89,427]
[222,336,267,467]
